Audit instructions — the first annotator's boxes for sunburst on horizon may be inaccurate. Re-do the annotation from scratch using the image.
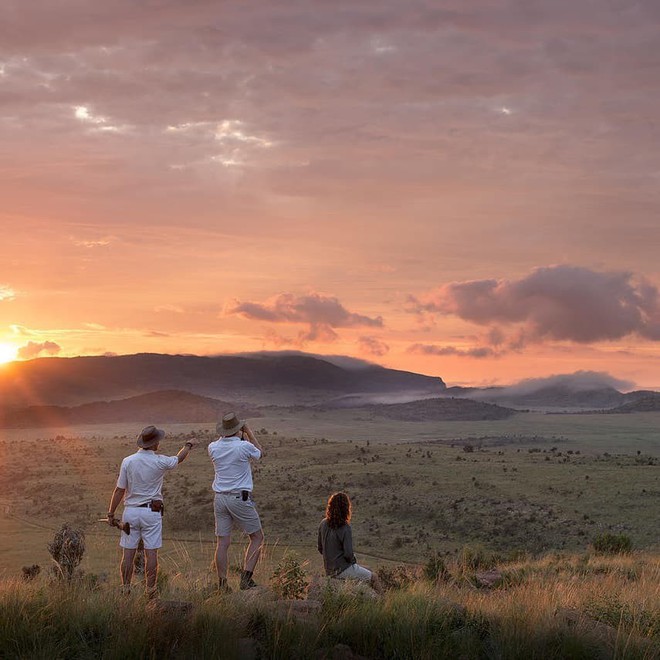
[0,343,18,364]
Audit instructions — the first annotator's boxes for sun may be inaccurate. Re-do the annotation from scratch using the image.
[0,343,18,364]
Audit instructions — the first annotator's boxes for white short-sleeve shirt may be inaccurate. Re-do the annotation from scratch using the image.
[117,449,179,506]
[208,436,261,492]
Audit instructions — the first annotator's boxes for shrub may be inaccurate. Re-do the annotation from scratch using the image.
[47,523,85,580]
[21,565,41,581]
[376,564,421,591]
[424,552,450,583]
[270,553,309,600]
[591,533,633,555]
[457,544,497,571]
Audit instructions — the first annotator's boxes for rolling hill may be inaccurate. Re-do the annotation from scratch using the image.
[0,352,446,408]
[0,390,259,428]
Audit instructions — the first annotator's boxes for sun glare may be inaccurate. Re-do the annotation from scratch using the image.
[0,343,18,364]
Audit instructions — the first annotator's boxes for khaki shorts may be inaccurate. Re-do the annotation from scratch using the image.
[120,507,163,550]
[214,492,262,537]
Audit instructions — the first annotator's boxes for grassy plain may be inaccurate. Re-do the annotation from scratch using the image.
[0,410,658,581]
[0,410,658,657]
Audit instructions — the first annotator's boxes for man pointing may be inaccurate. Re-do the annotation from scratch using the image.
[107,425,196,597]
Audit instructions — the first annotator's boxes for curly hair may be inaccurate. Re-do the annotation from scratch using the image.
[325,492,352,529]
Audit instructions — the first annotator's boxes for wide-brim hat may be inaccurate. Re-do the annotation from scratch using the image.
[217,412,244,437]
[137,425,166,448]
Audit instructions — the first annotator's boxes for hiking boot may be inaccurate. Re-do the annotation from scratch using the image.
[240,571,257,590]
[218,577,232,594]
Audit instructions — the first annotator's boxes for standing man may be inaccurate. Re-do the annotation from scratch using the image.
[208,412,264,592]
[107,425,196,597]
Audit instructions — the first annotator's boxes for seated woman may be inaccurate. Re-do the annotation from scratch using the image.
[317,492,379,589]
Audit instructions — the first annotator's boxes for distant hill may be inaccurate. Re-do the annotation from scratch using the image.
[594,392,660,414]
[456,385,626,410]
[363,397,516,422]
[0,353,446,408]
[0,390,259,428]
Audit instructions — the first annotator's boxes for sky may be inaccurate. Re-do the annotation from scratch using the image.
[1,0,660,388]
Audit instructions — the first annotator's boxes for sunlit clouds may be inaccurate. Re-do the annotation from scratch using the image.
[0,286,16,302]
[2,1,660,386]
[16,340,61,359]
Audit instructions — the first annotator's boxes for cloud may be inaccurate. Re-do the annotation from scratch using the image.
[474,371,635,398]
[357,335,389,357]
[227,292,383,345]
[17,340,61,359]
[407,343,497,358]
[72,236,114,248]
[10,324,34,336]
[0,285,16,302]
[408,265,660,344]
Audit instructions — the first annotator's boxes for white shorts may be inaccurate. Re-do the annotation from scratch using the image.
[337,563,372,581]
[120,507,163,550]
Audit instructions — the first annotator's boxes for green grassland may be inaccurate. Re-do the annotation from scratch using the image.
[0,410,658,658]
[0,409,658,580]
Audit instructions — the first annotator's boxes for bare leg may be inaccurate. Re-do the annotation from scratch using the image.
[215,535,232,582]
[120,548,137,588]
[144,549,159,597]
[244,529,264,573]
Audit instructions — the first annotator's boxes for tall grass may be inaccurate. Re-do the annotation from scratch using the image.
[1,552,658,659]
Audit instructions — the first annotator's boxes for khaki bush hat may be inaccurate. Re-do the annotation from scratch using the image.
[137,425,166,448]
[217,412,244,437]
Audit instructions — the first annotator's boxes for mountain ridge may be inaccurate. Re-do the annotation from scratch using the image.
[0,352,446,408]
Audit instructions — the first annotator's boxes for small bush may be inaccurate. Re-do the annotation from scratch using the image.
[458,544,497,571]
[21,565,41,581]
[47,523,85,580]
[270,553,309,600]
[592,533,633,555]
[376,564,421,591]
[424,552,450,583]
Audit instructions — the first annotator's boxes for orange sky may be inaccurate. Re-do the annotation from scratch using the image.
[2,1,660,388]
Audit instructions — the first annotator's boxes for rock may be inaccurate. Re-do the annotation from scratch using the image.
[274,598,322,620]
[475,569,503,588]
[228,584,274,606]
[146,599,194,621]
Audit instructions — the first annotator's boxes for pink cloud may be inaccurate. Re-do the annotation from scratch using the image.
[407,343,497,359]
[408,265,660,344]
[17,340,61,359]
[358,336,389,357]
[227,292,383,345]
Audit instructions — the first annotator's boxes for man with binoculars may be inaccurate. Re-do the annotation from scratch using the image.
[208,412,265,592]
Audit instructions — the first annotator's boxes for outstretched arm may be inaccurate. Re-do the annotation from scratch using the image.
[176,439,198,463]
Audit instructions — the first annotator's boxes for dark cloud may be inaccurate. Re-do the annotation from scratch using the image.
[408,265,660,344]
[407,343,497,358]
[17,340,61,359]
[358,335,389,357]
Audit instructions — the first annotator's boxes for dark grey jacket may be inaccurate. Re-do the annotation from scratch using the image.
[317,519,356,576]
